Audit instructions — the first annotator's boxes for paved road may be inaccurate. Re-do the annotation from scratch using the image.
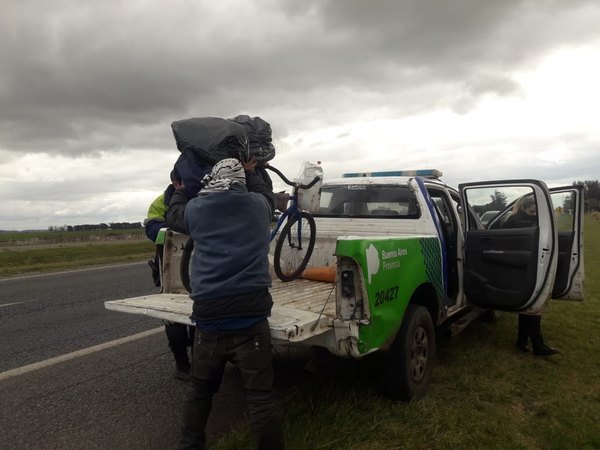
[0,263,313,449]
[0,262,159,372]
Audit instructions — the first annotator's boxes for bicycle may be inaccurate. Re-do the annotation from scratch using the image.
[266,164,320,281]
[179,164,321,291]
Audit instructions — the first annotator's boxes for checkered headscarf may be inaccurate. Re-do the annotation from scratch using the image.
[200,158,246,193]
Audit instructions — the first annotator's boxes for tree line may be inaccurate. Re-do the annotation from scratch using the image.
[575,180,600,212]
[47,222,143,232]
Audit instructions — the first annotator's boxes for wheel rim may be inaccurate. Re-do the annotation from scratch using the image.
[410,326,428,383]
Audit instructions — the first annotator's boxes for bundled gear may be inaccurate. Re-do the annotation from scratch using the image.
[229,114,276,162]
[171,117,249,198]
[171,117,249,164]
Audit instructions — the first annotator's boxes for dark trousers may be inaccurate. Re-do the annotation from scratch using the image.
[180,319,284,450]
[165,322,195,367]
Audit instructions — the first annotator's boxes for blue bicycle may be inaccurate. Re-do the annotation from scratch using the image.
[265,164,320,281]
[179,164,321,291]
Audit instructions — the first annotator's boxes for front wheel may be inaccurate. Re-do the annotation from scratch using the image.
[273,211,316,282]
[380,305,435,401]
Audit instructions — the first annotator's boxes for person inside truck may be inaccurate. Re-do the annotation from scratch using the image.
[503,195,559,356]
[502,195,537,228]
[144,168,196,380]
[179,158,284,449]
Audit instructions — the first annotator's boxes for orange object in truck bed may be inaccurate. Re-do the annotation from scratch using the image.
[301,265,336,283]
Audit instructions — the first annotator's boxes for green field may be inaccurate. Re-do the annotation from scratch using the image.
[0,228,145,245]
[216,215,600,450]
[0,240,154,276]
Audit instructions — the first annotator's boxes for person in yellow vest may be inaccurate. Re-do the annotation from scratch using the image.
[144,169,195,380]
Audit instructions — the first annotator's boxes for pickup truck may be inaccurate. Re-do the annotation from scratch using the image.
[105,169,585,400]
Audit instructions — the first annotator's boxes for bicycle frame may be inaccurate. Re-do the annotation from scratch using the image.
[266,164,320,250]
[270,186,304,245]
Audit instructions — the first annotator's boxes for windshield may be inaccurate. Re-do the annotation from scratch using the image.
[314,184,420,218]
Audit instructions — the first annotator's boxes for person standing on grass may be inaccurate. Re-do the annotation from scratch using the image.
[503,195,559,356]
[144,168,196,381]
[179,158,284,450]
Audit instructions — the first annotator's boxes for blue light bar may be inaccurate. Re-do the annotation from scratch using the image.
[342,169,443,179]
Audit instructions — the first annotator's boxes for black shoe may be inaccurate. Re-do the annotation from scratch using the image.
[533,344,559,356]
[516,342,530,353]
[174,365,191,381]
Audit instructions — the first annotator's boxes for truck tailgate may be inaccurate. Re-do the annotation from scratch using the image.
[104,279,336,342]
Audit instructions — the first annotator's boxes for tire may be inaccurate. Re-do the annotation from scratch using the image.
[180,237,194,293]
[380,305,435,401]
[273,211,316,282]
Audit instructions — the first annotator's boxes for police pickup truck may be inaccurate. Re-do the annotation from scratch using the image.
[105,169,584,400]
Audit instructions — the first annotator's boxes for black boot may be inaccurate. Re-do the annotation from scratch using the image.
[529,315,559,356]
[516,314,530,352]
[173,352,191,381]
[165,322,192,380]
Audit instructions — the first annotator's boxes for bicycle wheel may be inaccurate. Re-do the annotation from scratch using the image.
[274,211,316,281]
[180,237,194,293]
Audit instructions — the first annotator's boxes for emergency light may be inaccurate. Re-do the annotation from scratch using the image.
[342,169,443,179]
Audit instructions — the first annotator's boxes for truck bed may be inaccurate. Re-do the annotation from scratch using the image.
[104,279,336,342]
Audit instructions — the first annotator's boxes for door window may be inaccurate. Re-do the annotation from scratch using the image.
[462,186,539,230]
[316,185,420,218]
[550,191,576,232]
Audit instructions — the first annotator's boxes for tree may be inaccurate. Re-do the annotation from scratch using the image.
[562,195,574,213]
[573,180,600,212]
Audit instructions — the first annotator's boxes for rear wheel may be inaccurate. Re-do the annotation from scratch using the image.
[380,305,435,401]
[274,212,316,281]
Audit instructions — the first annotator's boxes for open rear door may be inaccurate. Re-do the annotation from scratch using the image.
[549,185,585,300]
[459,180,557,313]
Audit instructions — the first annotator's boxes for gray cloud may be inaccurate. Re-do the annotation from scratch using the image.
[2,0,599,158]
[1,0,600,229]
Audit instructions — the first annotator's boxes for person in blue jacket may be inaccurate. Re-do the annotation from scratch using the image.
[144,169,195,380]
[179,158,283,449]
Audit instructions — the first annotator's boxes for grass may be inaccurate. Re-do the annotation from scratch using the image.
[214,214,600,450]
[0,228,145,244]
[0,228,153,276]
[0,241,154,276]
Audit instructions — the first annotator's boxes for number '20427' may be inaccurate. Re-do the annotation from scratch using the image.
[374,285,399,306]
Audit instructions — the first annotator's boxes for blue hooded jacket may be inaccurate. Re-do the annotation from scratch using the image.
[184,173,275,323]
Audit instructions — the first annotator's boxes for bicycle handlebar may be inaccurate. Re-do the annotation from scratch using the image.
[299,175,321,190]
[264,164,321,190]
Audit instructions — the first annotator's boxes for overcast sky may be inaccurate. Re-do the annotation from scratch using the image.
[1,0,599,230]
